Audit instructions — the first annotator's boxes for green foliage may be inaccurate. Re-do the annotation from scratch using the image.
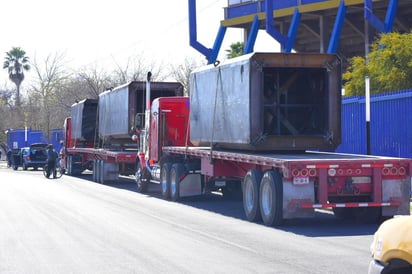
[343,31,412,96]
[3,47,30,109]
[225,42,244,59]
[3,47,31,85]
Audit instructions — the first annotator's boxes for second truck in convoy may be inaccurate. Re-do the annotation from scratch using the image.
[62,52,411,226]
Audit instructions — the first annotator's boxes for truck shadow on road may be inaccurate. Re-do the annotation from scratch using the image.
[86,174,380,237]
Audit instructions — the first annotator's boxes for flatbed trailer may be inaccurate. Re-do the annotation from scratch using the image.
[160,146,411,226]
[62,81,183,184]
[64,147,137,183]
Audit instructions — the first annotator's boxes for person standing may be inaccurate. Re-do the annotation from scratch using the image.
[46,144,58,178]
[6,149,12,167]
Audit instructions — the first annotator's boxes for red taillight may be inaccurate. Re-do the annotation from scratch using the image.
[292,169,300,177]
[292,168,316,177]
[300,169,308,176]
[308,169,317,176]
[382,166,406,176]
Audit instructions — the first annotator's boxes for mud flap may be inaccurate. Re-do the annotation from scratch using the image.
[100,162,119,183]
[179,174,202,197]
[382,178,411,216]
[282,180,315,219]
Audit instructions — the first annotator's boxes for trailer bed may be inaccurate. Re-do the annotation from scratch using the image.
[163,146,411,166]
[66,147,137,163]
[163,146,411,220]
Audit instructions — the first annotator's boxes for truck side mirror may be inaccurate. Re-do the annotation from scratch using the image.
[135,113,145,130]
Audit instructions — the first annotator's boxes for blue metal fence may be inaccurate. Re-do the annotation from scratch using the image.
[335,89,412,158]
[6,128,64,151]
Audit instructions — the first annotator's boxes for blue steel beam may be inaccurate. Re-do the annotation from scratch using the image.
[244,15,259,54]
[327,1,346,54]
[188,0,211,58]
[266,1,300,53]
[265,0,287,49]
[365,0,398,33]
[384,0,398,32]
[209,26,227,64]
[285,9,301,53]
[188,0,226,64]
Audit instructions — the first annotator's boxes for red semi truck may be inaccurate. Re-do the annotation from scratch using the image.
[63,53,411,226]
[62,81,184,182]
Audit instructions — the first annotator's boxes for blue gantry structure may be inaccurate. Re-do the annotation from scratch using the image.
[189,0,412,65]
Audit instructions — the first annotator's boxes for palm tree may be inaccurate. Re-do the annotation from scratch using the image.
[3,47,31,107]
[225,42,245,59]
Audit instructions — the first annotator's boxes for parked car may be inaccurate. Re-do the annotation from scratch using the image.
[12,143,49,170]
[368,215,412,274]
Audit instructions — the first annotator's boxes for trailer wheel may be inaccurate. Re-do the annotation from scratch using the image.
[92,160,97,182]
[99,160,106,184]
[259,171,283,226]
[136,167,150,193]
[96,160,102,183]
[160,163,172,199]
[67,156,73,176]
[170,163,185,202]
[242,170,263,222]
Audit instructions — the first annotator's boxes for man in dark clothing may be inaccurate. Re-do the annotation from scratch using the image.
[6,149,12,167]
[46,144,58,178]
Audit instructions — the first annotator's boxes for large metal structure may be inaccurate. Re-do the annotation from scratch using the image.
[189,0,412,65]
[98,81,183,147]
[190,52,342,151]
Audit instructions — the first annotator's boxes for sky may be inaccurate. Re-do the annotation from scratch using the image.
[1,0,279,86]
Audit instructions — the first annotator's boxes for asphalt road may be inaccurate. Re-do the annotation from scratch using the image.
[0,161,379,274]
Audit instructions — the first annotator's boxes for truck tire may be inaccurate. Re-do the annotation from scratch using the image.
[170,163,185,202]
[92,160,97,182]
[259,171,283,226]
[242,170,263,222]
[95,160,101,183]
[99,160,105,184]
[136,166,150,193]
[160,163,172,199]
